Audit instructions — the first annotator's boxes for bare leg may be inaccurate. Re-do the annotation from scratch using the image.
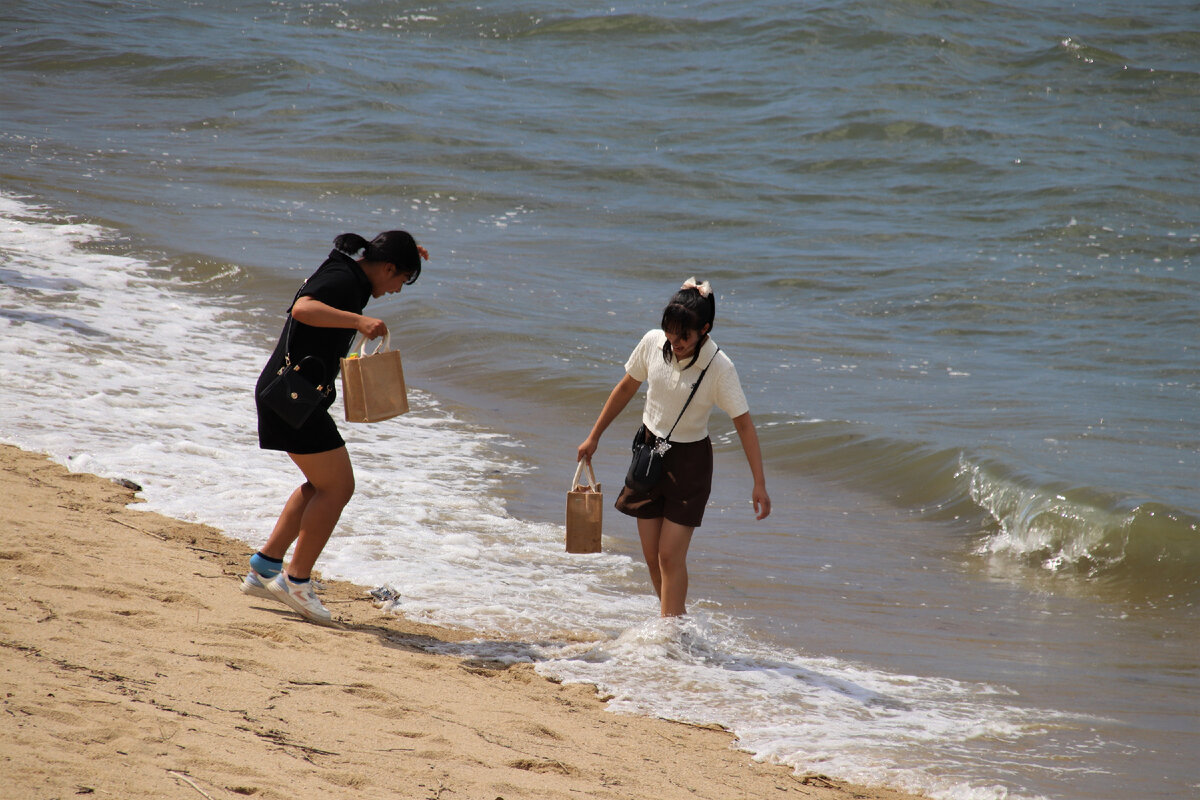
[637,517,665,599]
[655,520,695,617]
[259,483,316,561]
[259,447,354,579]
[637,517,696,617]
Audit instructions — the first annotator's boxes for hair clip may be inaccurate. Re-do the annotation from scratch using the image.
[682,276,712,297]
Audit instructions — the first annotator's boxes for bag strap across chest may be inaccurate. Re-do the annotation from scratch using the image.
[662,346,720,443]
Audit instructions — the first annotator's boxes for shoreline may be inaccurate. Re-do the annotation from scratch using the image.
[0,442,925,800]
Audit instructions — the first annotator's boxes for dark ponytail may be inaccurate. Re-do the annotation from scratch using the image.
[333,233,371,256]
[660,281,716,367]
[333,230,423,285]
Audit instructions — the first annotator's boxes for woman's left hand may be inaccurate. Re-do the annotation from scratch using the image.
[752,482,771,520]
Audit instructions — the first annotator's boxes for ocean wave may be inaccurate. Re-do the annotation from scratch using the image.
[803,119,1001,145]
[761,417,1200,603]
[963,460,1200,591]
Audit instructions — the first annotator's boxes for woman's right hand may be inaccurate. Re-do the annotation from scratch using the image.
[577,374,641,463]
[357,315,388,340]
[577,436,598,463]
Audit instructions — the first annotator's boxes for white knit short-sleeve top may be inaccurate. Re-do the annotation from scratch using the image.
[624,329,749,443]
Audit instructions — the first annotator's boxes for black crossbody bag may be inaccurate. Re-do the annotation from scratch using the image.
[625,347,719,492]
[257,283,334,429]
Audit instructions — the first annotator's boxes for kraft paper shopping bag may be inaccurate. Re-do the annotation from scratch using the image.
[566,460,603,554]
[340,333,409,423]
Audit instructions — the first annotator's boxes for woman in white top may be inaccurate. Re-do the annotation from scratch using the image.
[577,278,771,617]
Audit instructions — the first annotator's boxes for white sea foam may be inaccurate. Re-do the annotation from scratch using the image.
[0,193,1062,800]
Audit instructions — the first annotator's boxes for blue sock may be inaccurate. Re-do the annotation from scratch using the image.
[250,552,282,578]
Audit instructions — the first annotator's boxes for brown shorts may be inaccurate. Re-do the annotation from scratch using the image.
[615,436,713,528]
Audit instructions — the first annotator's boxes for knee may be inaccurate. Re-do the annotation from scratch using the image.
[311,475,354,508]
[330,475,355,507]
[658,549,686,575]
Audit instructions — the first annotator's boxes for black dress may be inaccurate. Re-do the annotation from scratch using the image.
[255,250,373,454]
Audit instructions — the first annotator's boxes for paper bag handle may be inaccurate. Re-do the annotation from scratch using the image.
[352,332,391,358]
[571,459,599,492]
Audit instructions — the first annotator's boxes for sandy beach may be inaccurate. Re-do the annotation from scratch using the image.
[0,443,924,800]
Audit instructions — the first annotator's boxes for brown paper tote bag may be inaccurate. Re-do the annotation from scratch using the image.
[340,333,409,423]
[565,460,603,554]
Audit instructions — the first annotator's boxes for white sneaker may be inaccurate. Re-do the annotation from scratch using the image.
[240,569,276,600]
[267,572,333,624]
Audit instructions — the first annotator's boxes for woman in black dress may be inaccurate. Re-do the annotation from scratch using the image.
[242,230,427,624]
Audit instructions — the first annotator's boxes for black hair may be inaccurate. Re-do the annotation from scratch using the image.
[334,230,422,285]
[660,283,716,368]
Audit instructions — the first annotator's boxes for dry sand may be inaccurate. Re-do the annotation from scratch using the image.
[0,443,925,800]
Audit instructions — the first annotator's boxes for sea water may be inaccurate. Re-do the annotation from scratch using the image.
[1,2,1198,799]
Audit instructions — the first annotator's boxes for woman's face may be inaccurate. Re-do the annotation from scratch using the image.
[665,326,706,360]
[372,265,414,298]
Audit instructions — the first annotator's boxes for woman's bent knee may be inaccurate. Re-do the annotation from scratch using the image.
[291,448,354,505]
[316,475,354,507]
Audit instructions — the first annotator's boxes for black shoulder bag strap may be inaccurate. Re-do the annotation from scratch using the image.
[660,346,721,448]
[274,272,331,396]
[275,279,308,368]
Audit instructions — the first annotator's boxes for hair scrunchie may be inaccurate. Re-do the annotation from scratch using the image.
[681,276,712,297]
